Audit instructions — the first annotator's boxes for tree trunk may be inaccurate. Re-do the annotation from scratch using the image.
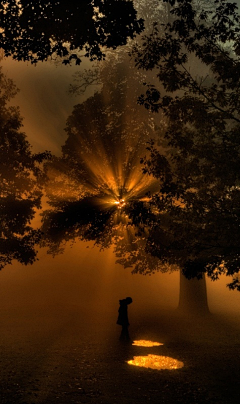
[178,271,210,315]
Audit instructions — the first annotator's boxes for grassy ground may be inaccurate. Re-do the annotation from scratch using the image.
[0,308,239,404]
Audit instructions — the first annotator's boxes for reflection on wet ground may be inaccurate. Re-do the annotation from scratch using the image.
[127,340,184,370]
[127,354,184,370]
[132,339,163,347]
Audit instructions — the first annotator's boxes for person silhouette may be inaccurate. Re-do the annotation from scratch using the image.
[116,297,132,341]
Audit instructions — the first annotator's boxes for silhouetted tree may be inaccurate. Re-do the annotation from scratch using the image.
[41,54,161,268]
[0,67,50,269]
[0,0,143,64]
[131,0,240,292]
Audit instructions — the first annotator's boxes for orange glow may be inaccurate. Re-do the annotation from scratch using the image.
[114,198,126,209]
[127,355,184,370]
[43,77,159,212]
[132,340,163,347]
[46,146,158,214]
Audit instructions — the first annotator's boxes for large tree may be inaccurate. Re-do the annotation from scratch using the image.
[130,0,240,291]
[40,54,161,270]
[0,67,50,270]
[0,0,143,64]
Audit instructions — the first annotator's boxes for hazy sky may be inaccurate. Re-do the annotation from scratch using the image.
[1,56,97,155]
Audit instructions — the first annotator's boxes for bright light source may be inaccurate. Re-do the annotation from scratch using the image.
[114,198,126,209]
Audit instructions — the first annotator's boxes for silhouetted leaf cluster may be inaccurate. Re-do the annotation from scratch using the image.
[41,196,116,253]
[0,67,51,269]
[0,0,144,64]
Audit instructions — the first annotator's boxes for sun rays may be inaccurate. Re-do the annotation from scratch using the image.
[46,120,158,214]
[41,51,160,270]
[42,141,159,269]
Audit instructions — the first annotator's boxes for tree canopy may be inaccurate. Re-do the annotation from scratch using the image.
[40,54,166,274]
[0,67,50,269]
[131,0,240,290]
[0,0,143,64]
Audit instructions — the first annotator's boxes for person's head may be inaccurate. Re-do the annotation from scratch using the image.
[119,297,133,305]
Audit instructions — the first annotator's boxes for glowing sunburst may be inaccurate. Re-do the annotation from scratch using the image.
[43,66,160,264]
[114,198,126,209]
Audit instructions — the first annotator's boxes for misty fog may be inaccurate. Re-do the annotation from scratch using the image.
[1,1,240,403]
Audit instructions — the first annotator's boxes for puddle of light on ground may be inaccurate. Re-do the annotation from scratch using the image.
[132,340,163,347]
[127,340,184,370]
[127,354,184,370]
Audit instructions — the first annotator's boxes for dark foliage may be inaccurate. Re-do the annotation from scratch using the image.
[41,55,164,273]
[0,67,51,269]
[132,0,240,290]
[0,0,143,64]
